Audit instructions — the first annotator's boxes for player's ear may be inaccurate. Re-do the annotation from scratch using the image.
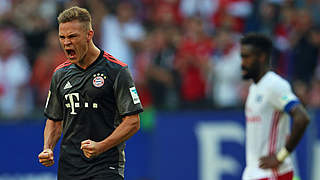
[87,30,94,42]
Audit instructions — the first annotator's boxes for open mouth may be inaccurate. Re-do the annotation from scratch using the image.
[66,49,76,59]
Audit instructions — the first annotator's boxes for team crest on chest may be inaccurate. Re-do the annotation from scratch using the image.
[93,73,107,88]
[256,95,263,102]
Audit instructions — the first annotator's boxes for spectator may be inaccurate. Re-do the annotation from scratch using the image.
[208,28,242,108]
[151,0,183,27]
[0,27,32,119]
[289,9,318,84]
[100,1,145,74]
[211,0,253,32]
[9,0,55,65]
[174,17,213,108]
[133,33,154,108]
[180,0,217,20]
[146,27,180,109]
[30,29,65,109]
[272,5,296,78]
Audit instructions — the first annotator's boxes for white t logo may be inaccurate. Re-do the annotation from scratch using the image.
[65,93,80,114]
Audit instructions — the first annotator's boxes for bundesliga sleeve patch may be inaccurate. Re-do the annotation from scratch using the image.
[129,87,141,104]
[279,94,297,107]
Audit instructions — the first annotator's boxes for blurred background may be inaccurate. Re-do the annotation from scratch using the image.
[0,0,320,179]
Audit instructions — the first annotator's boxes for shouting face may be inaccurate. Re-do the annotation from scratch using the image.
[58,20,92,65]
[240,44,260,80]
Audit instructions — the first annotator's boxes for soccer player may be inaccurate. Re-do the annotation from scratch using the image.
[38,6,143,180]
[240,33,310,180]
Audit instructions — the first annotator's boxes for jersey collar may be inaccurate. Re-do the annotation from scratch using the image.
[74,50,104,71]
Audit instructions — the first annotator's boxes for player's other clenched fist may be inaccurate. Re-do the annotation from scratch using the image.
[38,149,54,167]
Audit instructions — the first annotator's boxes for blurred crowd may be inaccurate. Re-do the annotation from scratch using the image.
[1,0,320,120]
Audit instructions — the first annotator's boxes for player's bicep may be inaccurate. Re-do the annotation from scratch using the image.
[288,104,309,121]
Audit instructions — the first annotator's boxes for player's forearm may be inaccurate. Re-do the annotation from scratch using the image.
[43,119,62,150]
[286,105,310,152]
[99,114,140,152]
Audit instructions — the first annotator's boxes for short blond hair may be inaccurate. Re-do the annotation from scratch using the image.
[57,6,92,30]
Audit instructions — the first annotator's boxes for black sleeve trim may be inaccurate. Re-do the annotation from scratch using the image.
[44,112,63,122]
[121,109,144,117]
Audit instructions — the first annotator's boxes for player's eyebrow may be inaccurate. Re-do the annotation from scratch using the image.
[59,33,78,38]
[67,33,77,37]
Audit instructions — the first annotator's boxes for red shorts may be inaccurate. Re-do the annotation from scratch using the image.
[259,171,293,180]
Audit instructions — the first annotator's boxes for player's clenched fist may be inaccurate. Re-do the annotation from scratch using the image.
[81,139,103,158]
[38,149,54,167]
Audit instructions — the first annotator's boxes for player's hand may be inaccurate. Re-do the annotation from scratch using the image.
[259,154,281,169]
[80,139,103,158]
[38,149,54,167]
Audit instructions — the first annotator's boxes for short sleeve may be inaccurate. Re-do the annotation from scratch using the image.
[268,78,300,113]
[44,72,63,121]
[114,67,143,116]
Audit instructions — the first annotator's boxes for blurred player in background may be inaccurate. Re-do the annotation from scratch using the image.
[240,33,310,180]
[38,6,143,180]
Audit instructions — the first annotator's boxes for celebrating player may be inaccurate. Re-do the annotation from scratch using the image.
[38,6,143,180]
[240,33,310,180]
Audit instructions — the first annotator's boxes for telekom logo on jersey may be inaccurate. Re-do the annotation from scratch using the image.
[246,116,261,122]
[245,108,261,122]
[65,93,98,114]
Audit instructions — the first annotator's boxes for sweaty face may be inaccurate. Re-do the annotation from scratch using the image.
[59,20,90,65]
[240,45,260,80]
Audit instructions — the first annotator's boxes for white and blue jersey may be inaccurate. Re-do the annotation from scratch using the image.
[242,71,300,180]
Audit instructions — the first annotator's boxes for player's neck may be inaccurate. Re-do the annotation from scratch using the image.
[253,68,268,84]
[78,44,100,69]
